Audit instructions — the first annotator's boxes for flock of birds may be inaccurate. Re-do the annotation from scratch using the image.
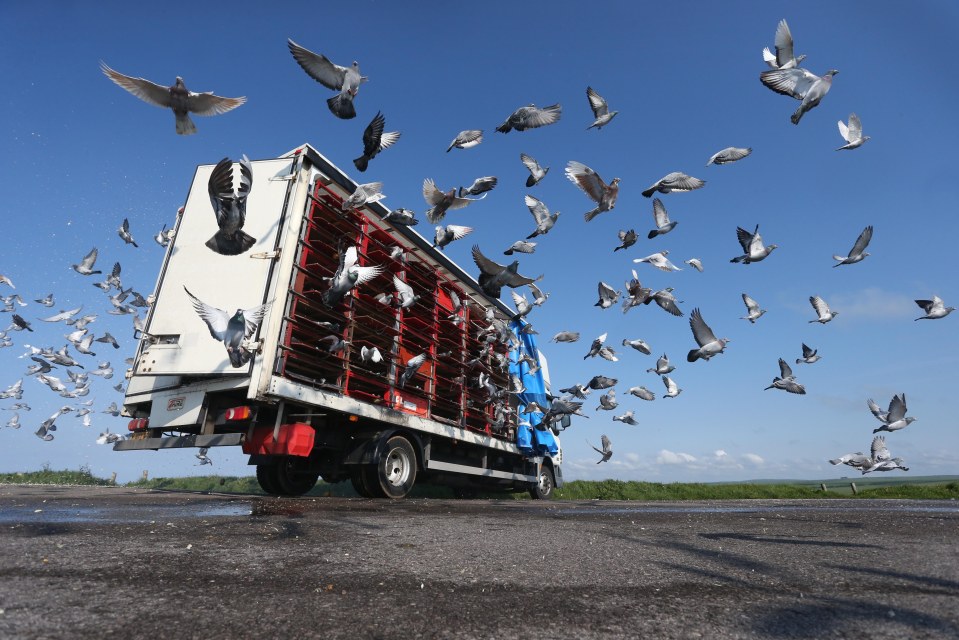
[2,21,953,478]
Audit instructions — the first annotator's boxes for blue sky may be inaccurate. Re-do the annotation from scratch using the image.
[1,1,957,483]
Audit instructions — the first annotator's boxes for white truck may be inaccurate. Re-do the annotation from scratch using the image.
[116,144,564,499]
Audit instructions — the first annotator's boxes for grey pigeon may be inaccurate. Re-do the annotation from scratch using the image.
[596,389,618,411]
[588,435,613,464]
[613,229,637,252]
[622,271,652,314]
[762,19,806,69]
[433,224,473,251]
[730,225,778,264]
[322,245,383,307]
[343,181,386,211]
[184,287,270,368]
[117,218,138,248]
[96,429,123,445]
[154,224,175,248]
[662,375,682,398]
[622,338,652,354]
[423,178,479,223]
[613,410,638,426]
[628,386,655,401]
[287,39,367,119]
[10,314,32,332]
[837,113,870,150]
[196,447,213,466]
[447,129,483,152]
[586,375,617,390]
[649,288,684,317]
[585,87,618,130]
[207,156,255,255]
[595,282,621,309]
[833,225,872,266]
[686,308,730,362]
[795,343,821,364]
[915,296,955,320]
[764,358,806,394]
[647,198,678,238]
[317,334,349,354]
[740,293,766,323]
[809,295,838,324]
[872,393,916,434]
[4,413,19,429]
[550,331,580,343]
[520,153,549,187]
[0,274,13,288]
[684,258,704,272]
[40,306,83,323]
[391,275,419,309]
[583,332,608,359]
[100,62,245,134]
[559,383,590,399]
[354,111,400,172]
[541,398,587,425]
[383,208,419,226]
[524,195,559,239]
[861,436,908,475]
[471,245,539,299]
[398,353,428,388]
[71,247,102,276]
[504,240,536,256]
[510,291,533,321]
[829,451,871,470]
[496,103,562,133]
[565,161,620,222]
[597,346,618,362]
[95,332,120,349]
[642,172,705,198]
[706,147,752,166]
[34,294,54,307]
[760,67,838,124]
[459,177,497,197]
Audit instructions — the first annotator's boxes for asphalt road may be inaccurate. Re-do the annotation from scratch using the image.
[1,485,957,639]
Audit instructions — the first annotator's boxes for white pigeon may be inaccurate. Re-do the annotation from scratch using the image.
[740,293,766,323]
[613,410,638,426]
[914,296,955,320]
[662,375,682,398]
[684,258,704,272]
[360,345,383,364]
[706,147,752,166]
[633,251,681,272]
[447,129,483,152]
[762,19,806,69]
[837,113,870,151]
[686,308,730,362]
[391,275,419,309]
[628,386,655,401]
[833,226,873,266]
[809,296,838,324]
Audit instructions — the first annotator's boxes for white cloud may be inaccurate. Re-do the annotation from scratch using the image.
[743,453,765,466]
[656,449,697,465]
[826,287,915,320]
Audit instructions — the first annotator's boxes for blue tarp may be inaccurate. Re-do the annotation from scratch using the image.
[509,319,558,456]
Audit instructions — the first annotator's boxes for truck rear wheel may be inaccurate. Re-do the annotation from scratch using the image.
[368,435,417,499]
[529,465,555,500]
[256,464,281,496]
[349,467,375,498]
[275,459,319,496]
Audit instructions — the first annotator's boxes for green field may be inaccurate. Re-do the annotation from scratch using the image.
[3,466,958,500]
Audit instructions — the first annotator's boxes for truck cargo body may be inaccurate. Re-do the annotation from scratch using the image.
[118,144,563,499]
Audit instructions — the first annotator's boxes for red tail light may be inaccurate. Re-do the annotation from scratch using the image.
[127,418,149,432]
[225,406,252,421]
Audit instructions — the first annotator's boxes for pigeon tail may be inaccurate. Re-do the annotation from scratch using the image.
[583,207,602,222]
[353,155,370,172]
[327,93,356,120]
[686,349,702,363]
[641,187,657,198]
[790,107,805,125]
[495,122,512,134]
[228,347,251,368]
[205,230,256,256]
[730,256,745,264]
[647,230,660,240]
[175,112,197,136]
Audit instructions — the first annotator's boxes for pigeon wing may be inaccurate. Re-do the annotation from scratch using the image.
[525,195,550,225]
[287,39,348,91]
[871,435,891,462]
[565,161,605,203]
[242,301,272,337]
[662,173,705,192]
[185,91,246,116]
[837,118,851,143]
[759,67,819,100]
[689,308,717,347]
[847,113,863,141]
[778,358,794,379]
[422,178,445,206]
[444,225,473,241]
[652,198,669,227]
[100,62,172,108]
[600,434,612,452]
[350,264,384,287]
[183,287,230,341]
[471,245,505,277]
[393,274,415,302]
[849,225,873,257]
[886,393,906,422]
[522,104,562,128]
[810,296,829,319]
[742,293,760,313]
[586,87,608,118]
[773,19,796,67]
[735,226,753,253]
[520,153,541,174]
[208,158,235,224]
[361,111,386,155]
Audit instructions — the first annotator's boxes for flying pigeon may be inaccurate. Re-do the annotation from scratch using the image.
[762,19,806,69]
[872,393,916,434]
[433,224,473,250]
[914,296,955,320]
[613,410,638,426]
[504,240,536,256]
[510,291,533,321]
[96,429,123,445]
[764,358,806,394]
[71,248,102,276]
[550,331,580,343]
[390,275,419,309]
[398,353,428,388]
[559,383,590,399]
[520,153,549,187]
[613,229,637,252]
[706,147,752,166]
[206,155,255,256]
[686,308,730,362]
[583,332,608,359]
[595,282,621,309]
[622,271,652,314]
[4,413,19,429]
[524,195,560,239]
[860,436,908,474]
[360,345,383,363]
[628,386,655,401]
[0,379,23,400]
[565,161,620,222]
[317,334,349,354]
[633,251,681,272]
[322,246,383,307]
[343,182,386,211]
[731,225,778,264]
[585,375,617,390]
[117,218,138,248]
[684,258,704,272]
[833,225,873,266]
[740,293,766,323]
[647,198,678,239]
[34,294,54,307]
[100,62,245,135]
[585,87,618,130]
[287,39,367,119]
[662,375,682,398]
[795,343,821,364]
[650,288,684,317]
[447,129,483,152]
[596,389,618,411]
[39,306,83,323]
[809,296,838,324]
[529,283,549,307]
[0,275,13,288]
[184,287,270,368]
[622,338,652,354]
[837,113,870,151]
[383,208,419,226]
[496,103,562,133]
[541,399,587,425]
[588,435,613,464]
[760,67,838,125]
[459,177,497,197]
[196,447,213,465]
[642,172,705,198]
[9,314,32,332]
[354,111,400,172]
[154,224,175,248]
[471,245,539,299]
[829,451,871,471]
[423,178,480,224]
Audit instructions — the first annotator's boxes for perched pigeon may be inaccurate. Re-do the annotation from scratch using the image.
[471,245,539,299]
[184,287,271,367]
[496,103,562,133]
[100,62,245,135]
[207,155,255,256]
[706,147,752,166]
[914,296,955,320]
[354,111,400,172]
[322,246,383,307]
[809,296,838,324]
[662,375,682,398]
[71,248,102,276]
[628,386,655,401]
[740,293,766,323]
[585,87,618,130]
[398,353,428,388]
[795,343,821,364]
[686,308,729,362]
[647,198,678,239]
[837,113,870,151]
[343,182,386,211]
[764,358,806,394]
[317,334,349,354]
[447,129,483,152]
[595,282,621,310]
[504,240,536,256]
[613,410,638,426]
[520,153,549,187]
[731,225,778,264]
[872,393,916,434]
[117,218,138,248]
[760,67,838,125]
[622,338,652,355]
[762,19,806,69]
[524,195,560,239]
[383,208,419,226]
[550,331,580,343]
[833,225,873,266]
[633,251,682,272]
[423,178,479,224]
[459,177,497,197]
[684,258,704,272]
[565,161,620,222]
[588,435,613,464]
[433,224,473,250]
[642,172,705,198]
[613,229,637,252]
[287,39,367,119]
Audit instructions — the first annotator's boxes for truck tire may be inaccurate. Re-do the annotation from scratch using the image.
[367,435,417,499]
[529,465,555,500]
[349,467,375,498]
[275,459,319,496]
[256,464,281,496]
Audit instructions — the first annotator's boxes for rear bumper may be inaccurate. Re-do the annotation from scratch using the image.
[113,432,243,452]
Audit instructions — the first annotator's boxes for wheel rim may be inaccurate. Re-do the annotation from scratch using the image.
[384,447,412,488]
[538,470,553,494]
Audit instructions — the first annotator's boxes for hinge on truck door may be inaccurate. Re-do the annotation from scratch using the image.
[269,174,296,182]
[249,249,280,260]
